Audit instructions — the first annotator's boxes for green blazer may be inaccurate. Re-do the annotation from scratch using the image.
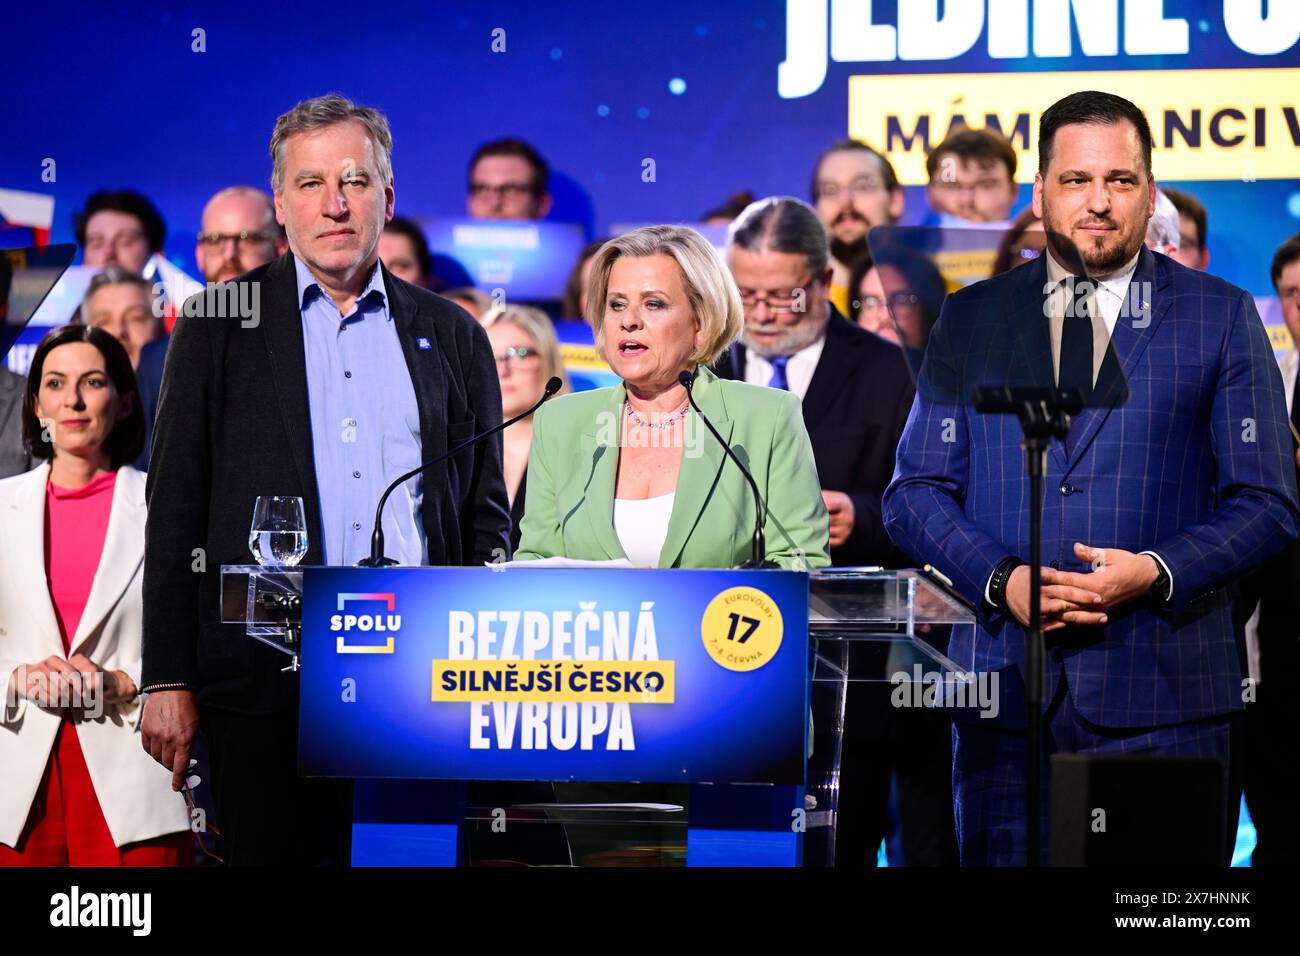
[515,366,831,570]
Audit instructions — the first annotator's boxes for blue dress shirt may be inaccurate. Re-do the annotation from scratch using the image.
[295,256,426,566]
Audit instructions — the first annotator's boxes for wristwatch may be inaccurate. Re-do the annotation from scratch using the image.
[988,556,1025,612]
[1148,558,1172,604]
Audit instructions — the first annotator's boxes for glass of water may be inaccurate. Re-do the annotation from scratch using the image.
[248,496,309,566]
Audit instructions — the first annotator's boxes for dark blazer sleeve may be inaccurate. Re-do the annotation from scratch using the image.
[843,359,915,566]
[133,336,168,472]
[141,313,211,690]
[457,312,512,566]
[0,369,31,479]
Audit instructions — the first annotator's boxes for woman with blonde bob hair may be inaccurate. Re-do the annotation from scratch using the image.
[515,225,829,570]
[483,304,569,552]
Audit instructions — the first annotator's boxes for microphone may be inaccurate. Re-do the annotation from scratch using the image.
[678,370,777,569]
[357,376,563,567]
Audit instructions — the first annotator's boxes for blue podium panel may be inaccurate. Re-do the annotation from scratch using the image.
[350,780,466,867]
[298,567,808,786]
[686,783,806,867]
[297,567,809,866]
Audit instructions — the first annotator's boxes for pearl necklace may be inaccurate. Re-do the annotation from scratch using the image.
[624,399,688,430]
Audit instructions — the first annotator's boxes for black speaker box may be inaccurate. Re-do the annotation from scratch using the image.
[1050,753,1226,866]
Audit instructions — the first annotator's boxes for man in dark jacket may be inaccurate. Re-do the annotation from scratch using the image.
[0,367,32,478]
[716,197,954,868]
[139,94,509,865]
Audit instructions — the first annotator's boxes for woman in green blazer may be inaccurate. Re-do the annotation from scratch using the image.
[515,225,830,571]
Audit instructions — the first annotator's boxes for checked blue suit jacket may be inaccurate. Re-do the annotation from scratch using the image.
[882,246,1300,730]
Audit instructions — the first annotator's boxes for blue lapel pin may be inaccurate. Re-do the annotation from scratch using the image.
[417,337,432,350]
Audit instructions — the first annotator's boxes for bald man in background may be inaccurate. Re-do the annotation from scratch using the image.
[194,186,288,283]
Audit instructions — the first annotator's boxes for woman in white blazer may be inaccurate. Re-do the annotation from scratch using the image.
[0,324,191,865]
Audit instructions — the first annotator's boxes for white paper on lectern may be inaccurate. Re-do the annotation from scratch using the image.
[489,557,636,569]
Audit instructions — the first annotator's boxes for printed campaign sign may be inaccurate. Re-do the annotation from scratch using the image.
[553,318,618,392]
[423,218,586,301]
[298,567,809,785]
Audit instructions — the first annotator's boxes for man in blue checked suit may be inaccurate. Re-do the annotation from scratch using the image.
[882,91,1300,866]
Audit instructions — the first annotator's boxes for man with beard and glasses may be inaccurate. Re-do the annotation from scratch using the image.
[715,199,936,867]
[883,90,1299,866]
[810,139,904,317]
[194,186,287,284]
[719,197,912,569]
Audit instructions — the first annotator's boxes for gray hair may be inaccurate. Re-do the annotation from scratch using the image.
[1146,189,1180,252]
[269,94,394,192]
[726,196,830,276]
[78,267,154,324]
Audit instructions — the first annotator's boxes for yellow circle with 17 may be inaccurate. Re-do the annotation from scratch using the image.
[700,586,784,672]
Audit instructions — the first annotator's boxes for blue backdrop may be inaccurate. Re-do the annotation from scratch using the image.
[5,1,1298,296]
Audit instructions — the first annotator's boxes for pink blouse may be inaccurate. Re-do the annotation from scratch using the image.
[43,471,117,652]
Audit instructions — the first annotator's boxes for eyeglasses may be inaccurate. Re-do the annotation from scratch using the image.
[855,292,920,312]
[739,277,821,314]
[816,177,887,201]
[197,230,276,248]
[470,182,536,200]
[494,346,541,366]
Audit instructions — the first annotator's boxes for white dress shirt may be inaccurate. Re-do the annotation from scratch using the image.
[742,334,827,401]
[984,248,1172,607]
[1043,247,1140,386]
[1280,348,1299,423]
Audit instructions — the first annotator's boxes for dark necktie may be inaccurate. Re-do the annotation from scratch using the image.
[1059,279,1094,405]
[768,354,790,391]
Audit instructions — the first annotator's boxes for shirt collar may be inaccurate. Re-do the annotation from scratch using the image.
[746,332,826,366]
[293,254,388,315]
[1044,246,1141,302]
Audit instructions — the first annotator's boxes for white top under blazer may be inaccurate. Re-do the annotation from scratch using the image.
[613,493,675,568]
[0,463,191,849]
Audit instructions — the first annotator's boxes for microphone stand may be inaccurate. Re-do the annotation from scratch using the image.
[679,370,778,569]
[357,377,563,567]
[973,385,1080,868]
